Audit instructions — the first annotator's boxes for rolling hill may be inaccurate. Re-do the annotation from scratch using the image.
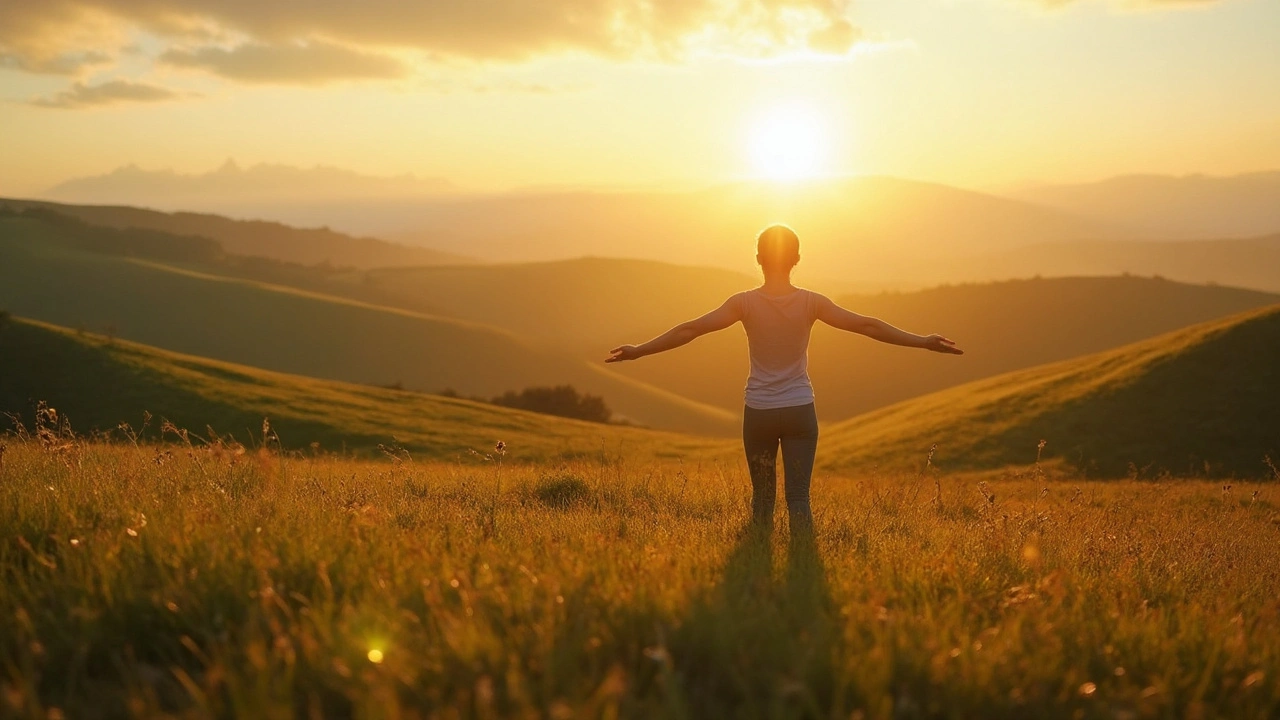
[608,276,1280,420]
[930,235,1280,294]
[159,243,1278,425]
[358,258,761,350]
[329,262,1280,429]
[336,266,1280,420]
[375,176,1123,273]
[1006,171,1280,240]
[0,197,470,269]
[37,171,1121,276]
[0,212,737,436]
[6,206,1273,431]
[0,317,724,462]
[819,304,1280,478]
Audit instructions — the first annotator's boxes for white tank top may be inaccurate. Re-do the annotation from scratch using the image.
[731,288,819,410]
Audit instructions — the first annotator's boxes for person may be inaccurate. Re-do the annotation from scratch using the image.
[605,224,963,533]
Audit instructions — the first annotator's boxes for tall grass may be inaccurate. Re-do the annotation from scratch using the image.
[1,426,1277,718]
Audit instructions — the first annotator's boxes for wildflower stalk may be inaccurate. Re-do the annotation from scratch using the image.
[488,441,506,537]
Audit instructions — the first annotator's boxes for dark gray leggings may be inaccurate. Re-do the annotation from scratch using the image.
[742,402,819,528]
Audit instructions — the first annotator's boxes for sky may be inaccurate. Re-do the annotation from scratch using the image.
[1,0,1278,197]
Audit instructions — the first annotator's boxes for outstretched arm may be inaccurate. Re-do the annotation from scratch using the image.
[815,294,963,354]
[606,297,741,363]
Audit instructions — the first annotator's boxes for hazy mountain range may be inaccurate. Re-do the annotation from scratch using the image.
[45,160,456,211]
[39,164,1124,274]
[1008,171,1280,240]
[39,164,1280,287]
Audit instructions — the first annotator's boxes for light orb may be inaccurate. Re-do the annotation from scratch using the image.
[748,104,827,181]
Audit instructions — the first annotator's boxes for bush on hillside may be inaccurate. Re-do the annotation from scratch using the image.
[490,385,612,424]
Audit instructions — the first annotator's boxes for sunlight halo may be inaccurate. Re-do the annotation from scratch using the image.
[746,103,828,181]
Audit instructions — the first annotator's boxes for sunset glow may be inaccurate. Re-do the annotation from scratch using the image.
[747,103,828,181]
[0,1,1276,196]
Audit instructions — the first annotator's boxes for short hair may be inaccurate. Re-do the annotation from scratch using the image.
[756,224,800,270]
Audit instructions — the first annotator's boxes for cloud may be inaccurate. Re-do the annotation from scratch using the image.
[30,79,184,109]
[0,49,111,75]
[0,0,866,83]
[0,2,126,75]
[807,19,863,54]
[161,41,409,84]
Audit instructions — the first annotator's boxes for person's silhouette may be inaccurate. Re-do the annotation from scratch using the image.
[607,224,963,531]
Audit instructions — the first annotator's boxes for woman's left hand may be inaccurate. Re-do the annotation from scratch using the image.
[606,345,641,363]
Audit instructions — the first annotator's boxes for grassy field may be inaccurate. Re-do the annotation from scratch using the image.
[1,435,1277,719]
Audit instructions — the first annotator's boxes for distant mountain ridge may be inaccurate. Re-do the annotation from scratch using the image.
[1008,171,1280,240]
[46,160,456,207]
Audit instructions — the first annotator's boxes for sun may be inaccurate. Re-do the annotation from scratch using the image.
[747,103,827,181]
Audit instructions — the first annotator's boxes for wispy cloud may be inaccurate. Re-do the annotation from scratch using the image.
[0,49,111,75]
[30,79,185,109]
[1,0,867,86]
[161,41,409,85]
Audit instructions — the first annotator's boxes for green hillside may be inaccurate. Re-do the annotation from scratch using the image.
[301,262,1280,424]
[0,197,470,269]
[0,317,726,462]
[0,213,737,435]
[820,304,1280,478]
[319,266,1280,425]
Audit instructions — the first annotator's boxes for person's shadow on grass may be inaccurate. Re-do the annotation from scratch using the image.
[661,521,835,718]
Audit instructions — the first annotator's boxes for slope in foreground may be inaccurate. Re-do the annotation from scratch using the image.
[0,317,724,463]
[822,305,1280,478]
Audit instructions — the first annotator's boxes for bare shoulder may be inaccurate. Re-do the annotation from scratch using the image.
[805,288,836,308]
[801,288,829,321]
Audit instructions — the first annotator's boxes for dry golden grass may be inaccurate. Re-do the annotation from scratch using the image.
[2,429,1277,719]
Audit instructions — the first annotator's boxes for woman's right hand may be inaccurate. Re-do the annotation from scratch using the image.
[922,335,963,355]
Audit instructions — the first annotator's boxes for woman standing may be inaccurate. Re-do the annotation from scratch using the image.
[606,225,963,531]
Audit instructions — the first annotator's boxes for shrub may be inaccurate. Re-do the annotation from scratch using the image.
[490,385,611,424]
